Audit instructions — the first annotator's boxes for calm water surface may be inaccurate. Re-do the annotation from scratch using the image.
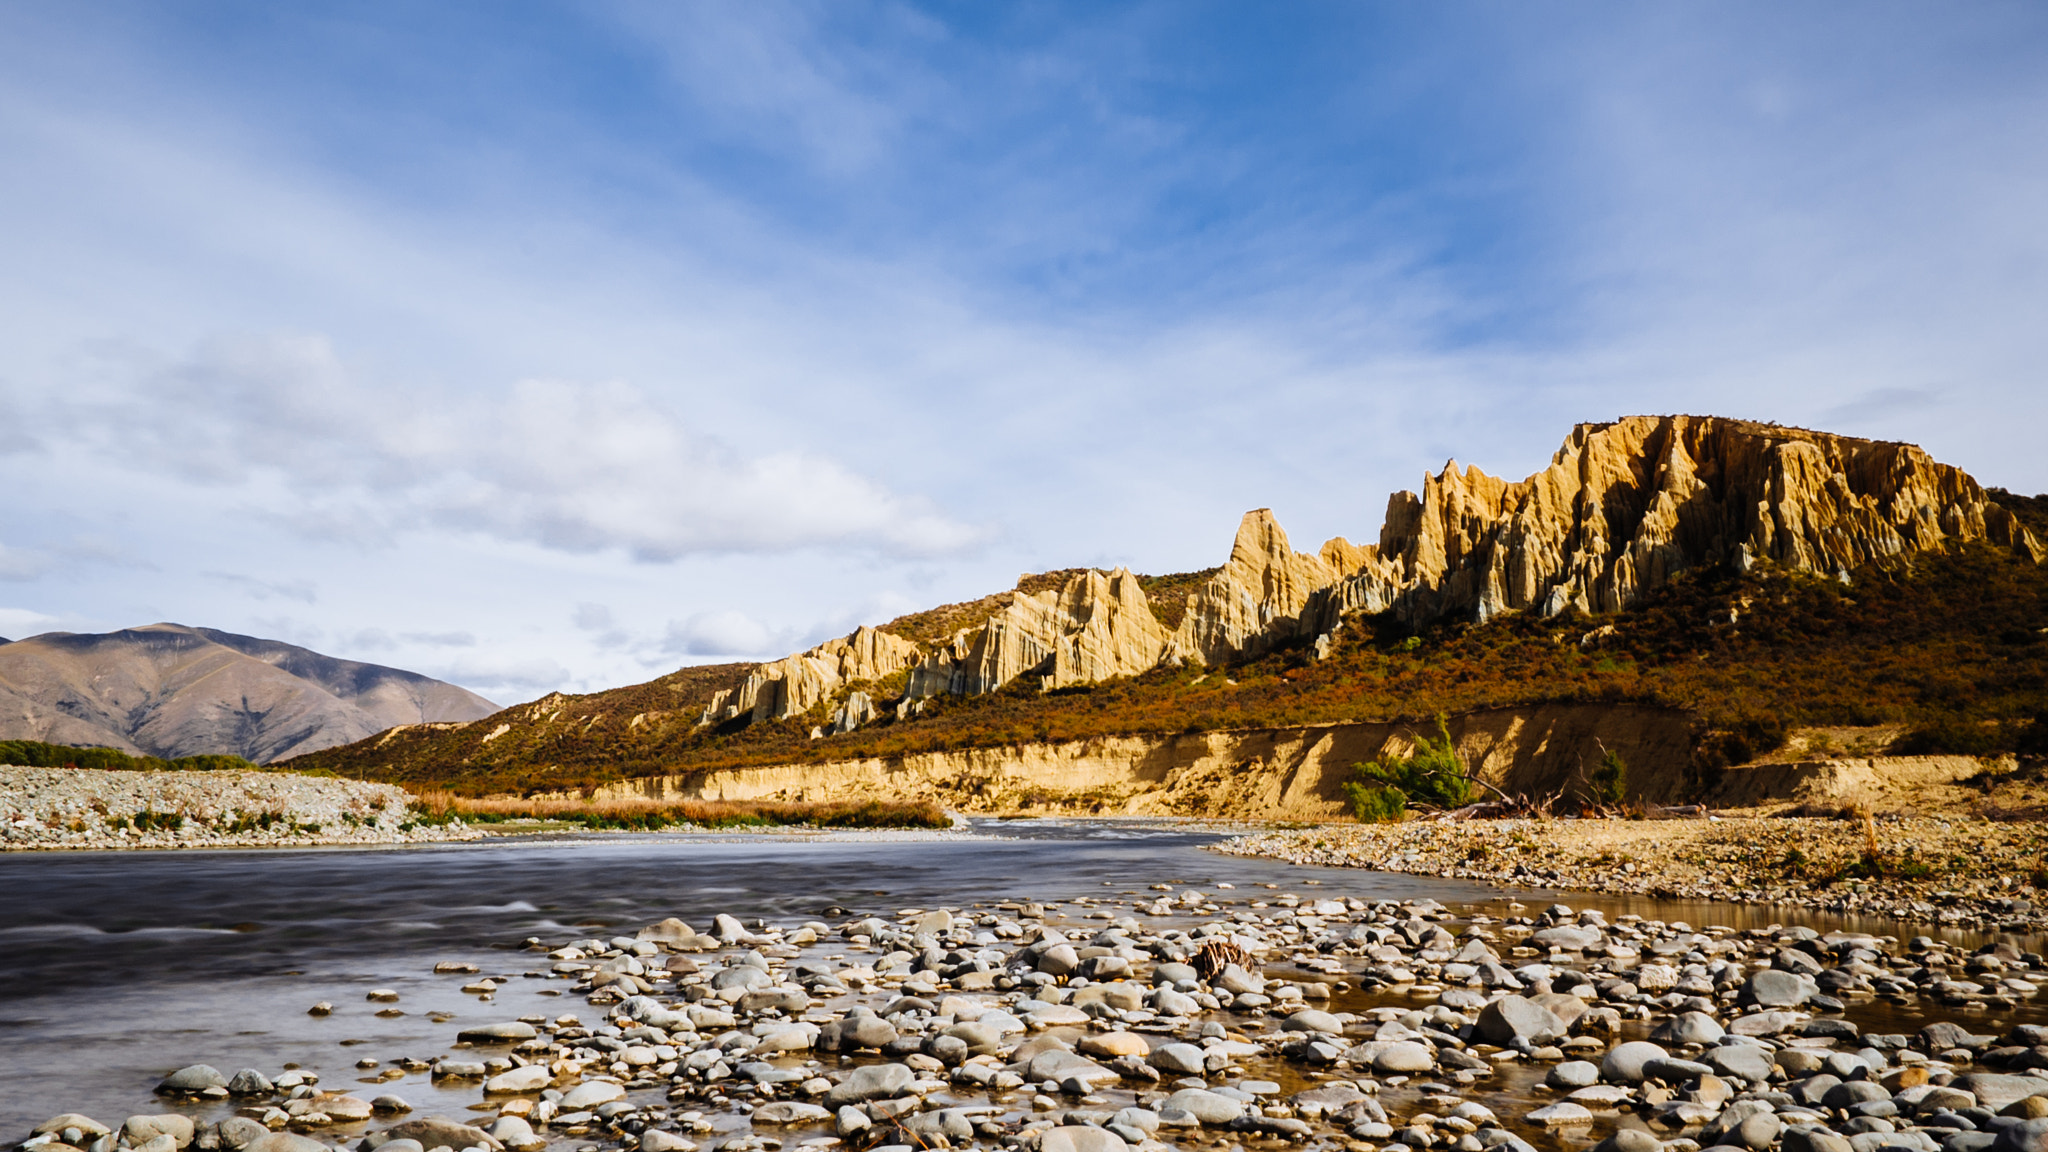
[0,821,2038,1139]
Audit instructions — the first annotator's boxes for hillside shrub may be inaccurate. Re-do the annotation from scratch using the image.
[1346,716,1474,815]
[1892,716,2009,756]
[1588,747,1627,805]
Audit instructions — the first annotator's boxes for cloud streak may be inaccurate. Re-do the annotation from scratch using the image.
[17,333,984,562]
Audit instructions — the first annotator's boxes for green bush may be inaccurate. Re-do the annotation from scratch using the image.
[0,740,255,773]
[1588,747,1627,805]
[1342,783,1408,823]
[1348,716,1474,814]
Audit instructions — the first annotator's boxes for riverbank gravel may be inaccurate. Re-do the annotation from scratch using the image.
[0,766,484,850]
[1217,817,2047,933]
[19,886,2048,1152]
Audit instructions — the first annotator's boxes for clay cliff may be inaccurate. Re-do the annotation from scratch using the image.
[0,624,499,763]
[1303,415,2042,634]
[692,416,2041,737]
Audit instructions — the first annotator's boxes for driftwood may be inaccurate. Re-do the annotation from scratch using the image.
[1417,797,1713,821]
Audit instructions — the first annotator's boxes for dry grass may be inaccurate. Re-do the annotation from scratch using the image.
[412,791,951,830]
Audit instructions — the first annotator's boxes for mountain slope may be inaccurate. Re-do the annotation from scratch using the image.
[287,415,2046,795]
[0,624,499,763]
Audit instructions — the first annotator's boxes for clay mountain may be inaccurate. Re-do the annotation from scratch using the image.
[0,624,499,763]
[290,415,2048,816]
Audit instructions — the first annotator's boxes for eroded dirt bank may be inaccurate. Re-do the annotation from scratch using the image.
[588,705,1698,817]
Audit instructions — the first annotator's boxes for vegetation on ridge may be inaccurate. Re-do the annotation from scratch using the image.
[0,740,257,773]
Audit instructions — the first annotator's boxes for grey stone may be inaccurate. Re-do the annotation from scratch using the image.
[903,1111,974,1142]
[751,1103,833,1126]
[381,1118,503,1152]
[1603,1041,1672,1083]
[241,1136,327,1152]
[639,1133,696,1152]
[1282,1009,1344,1035]
[1526,1102,1597,1127]
[1784,1130,1854,1152]
[711,965,770,990]
[124,1117,194,1148]
[824,1062,915,1107]
[1953,1075,2048,1112]
[1822,1081,1891,1109]
[1734,1113,1784,1150]
[1547,1061,1601,1090]
[1475,996,1566,1046]
[1029,1049,1109,1083]
[943,1021,1004,1054]
[1652,1012,1727,1046]
[216,1119,268,1151]
[1369,1041,1436,1073]
[1991,1119,2048,1152]
[1644,1057,1714,1082]
[225,1069,273,1096]
[1038,1127,1130,1152]
[1149,1043,1208,1075]
[1037,944,1081,976]
[155,1066,226,1094]
[487,1117,543,1152]
[1741,969,1815,1008]
[1705,1045,1776,1083]
[1530,927,1605,952]
[1591,1130,1663,1152]
[456,1021,537,1043]
[1162,1089,1244,1125]
[559,1081,626,1109]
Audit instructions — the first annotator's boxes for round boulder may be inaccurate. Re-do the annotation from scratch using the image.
[1601,1041,1671,1084]
[155,1066,226,1095]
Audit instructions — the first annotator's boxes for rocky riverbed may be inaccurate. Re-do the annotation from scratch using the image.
[1217,818,2047,935]
[17,881,2048,1152]
[0,767,484,850]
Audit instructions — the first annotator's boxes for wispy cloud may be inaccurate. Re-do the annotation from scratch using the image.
[0,607,60,634]
[204,571,317,604]
[0,545,52,581]
[20,333,985,561]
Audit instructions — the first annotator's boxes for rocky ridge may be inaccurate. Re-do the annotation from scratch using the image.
[689,416,2043,739]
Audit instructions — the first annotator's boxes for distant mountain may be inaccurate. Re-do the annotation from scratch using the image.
[0,624,498,763]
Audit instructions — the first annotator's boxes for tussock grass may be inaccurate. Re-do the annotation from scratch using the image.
[412,792,949,831]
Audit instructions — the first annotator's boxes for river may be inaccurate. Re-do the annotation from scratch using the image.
[1,820,2038,1140]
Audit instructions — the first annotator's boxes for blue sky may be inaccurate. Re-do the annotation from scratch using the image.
[2,2,2045,702]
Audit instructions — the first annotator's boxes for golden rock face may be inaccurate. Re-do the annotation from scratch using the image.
[1309,414,2041,632]
[707,415,2044,729]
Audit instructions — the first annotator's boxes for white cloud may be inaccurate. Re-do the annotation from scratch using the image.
[0,545,52,581]
[402,631,476,648]
[0,607,60,634]
[204,571,318,604]
[21,333,986,562]
[662,609,790,658]
[423,657,569,699]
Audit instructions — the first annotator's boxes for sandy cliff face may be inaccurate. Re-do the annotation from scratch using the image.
[1308,415,2042,631]
[1169,510,1365,664]
[693,416,2039,738]
[697,626,921,725]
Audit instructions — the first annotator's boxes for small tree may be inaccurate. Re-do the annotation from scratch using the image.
[1344,716,1474,821]
[1588,746,1627,806]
